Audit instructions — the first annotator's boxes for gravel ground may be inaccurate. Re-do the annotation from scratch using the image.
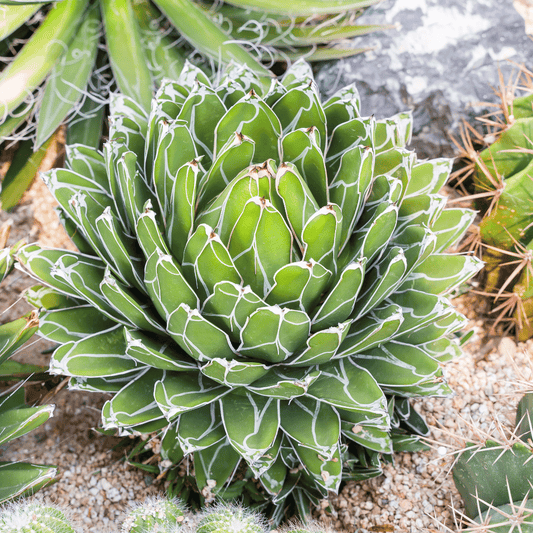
[1,174,532,533]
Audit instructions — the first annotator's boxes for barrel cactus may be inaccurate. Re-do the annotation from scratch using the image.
[0,502,75,533]
[16,60,481,517]
[122,497,185,532]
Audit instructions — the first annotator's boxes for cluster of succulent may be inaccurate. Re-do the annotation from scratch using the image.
[452,392,533,532]
[13,58,481,519]
[0,497,335,533]
[452,65,533,340]
[0,0,389,209]
[0,223,56,503]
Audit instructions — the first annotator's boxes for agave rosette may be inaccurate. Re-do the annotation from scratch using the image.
[17,61,481,511]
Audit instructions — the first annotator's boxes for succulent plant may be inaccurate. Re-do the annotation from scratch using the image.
[1,497,334,533]
[122,496,185,532]
[0,501,76,533]
[0,0,389,209]
[452,65,533,340]
[16,60,480,518]
[0,225,57,503]
[452,392,533,532]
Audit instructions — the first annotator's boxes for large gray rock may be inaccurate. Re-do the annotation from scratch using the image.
[315,0,533,158]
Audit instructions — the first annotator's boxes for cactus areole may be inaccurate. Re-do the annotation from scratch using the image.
[17,61,481,513]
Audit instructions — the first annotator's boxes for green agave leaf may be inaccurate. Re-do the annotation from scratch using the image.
[197,132,255,209]
[154,371,230,419]
[102,368,165,429]
[100,269,164,333]
[200,357,270,387]
[324,83,360,133]
[65,145,108,190]
[307,358,386,414]
[405,158,452,198]
[152,0,272,84]
[144,248,199,322]
[401,254,484,295]
[265,260,331,314]
[398,309,467,346]
[35,3,99,148]
[281,128,328,207]
[286,320,350,367]
[193,438,241,497]
[182,224,242,302]
[329,145,374,250]
[101,0,153,111]
[176,403,225,453]
[201,281,265,343]
[220,0,381,16]
[275,162,320,247]
[0,4,39,41]
[311,260,365,331]
[431,208,475,253]
[214,91,282,163]
[0,360,47,381]
[301,203,342,274]
[135,201,170,260]
[166,161,200,262]
[0,136,53,211]
[352,341,441,393]
[125,329,197,371]
[66,91,105,148]
[258,456,287,497]
[160,423,186,464]
[24,285,82,311]
[39,305,115,343]
[0,312,39,366]
[167,303,236,362]
[351,246,407,319]
[280,397,339,457]
[273,84,327,152]
[239,305,310,363]
[69,370,148,393]
[221,391,280,464]
[0,402,54,446]
[341,422,392,454]
[0,462,57,505]
[177,83,227,163]
[49,325,140,377]
[0,0,85,117]
[246,367,321,400]
[335,303,404,358]
[228,197,293,297]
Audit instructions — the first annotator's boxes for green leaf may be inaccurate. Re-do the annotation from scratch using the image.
[101,0,153,111]
[125,329,197,371]
[405,158,452,197]
[214,91,282,163]
[154,372,230,419]
[431,208,475,252]
[0,0,86,117]
[281,128,328,206]
[239,306,310,363]
[307,358,386,414]
[49,326,140,377]
[102,368,165,429]
[0,312,39,366]
[228,197,292,297]
[221,391,280,464]
[220,0,381,16]
[167,303,236,362]
[0,136,53,211]
[35,3,99,148]
[280,397,339,456]
[266,260,331,314]
[0,462,57,505]
[66,93,104,148]
[0,402,54,446]
[193,438,241,496]
[247,367,321,400]
[0,4,39,41]
[176,403,226,453]
[200,357,269,387]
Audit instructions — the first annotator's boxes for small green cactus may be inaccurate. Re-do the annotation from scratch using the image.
[195,504,266,533]
[121,497,185,532]
[0,502,76,533]
[452,392,533,532]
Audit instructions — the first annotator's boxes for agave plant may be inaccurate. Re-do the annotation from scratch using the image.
[0,0,388,208]
[16,61,481,519]
[0,228,57,503]
[451,66,533,340]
